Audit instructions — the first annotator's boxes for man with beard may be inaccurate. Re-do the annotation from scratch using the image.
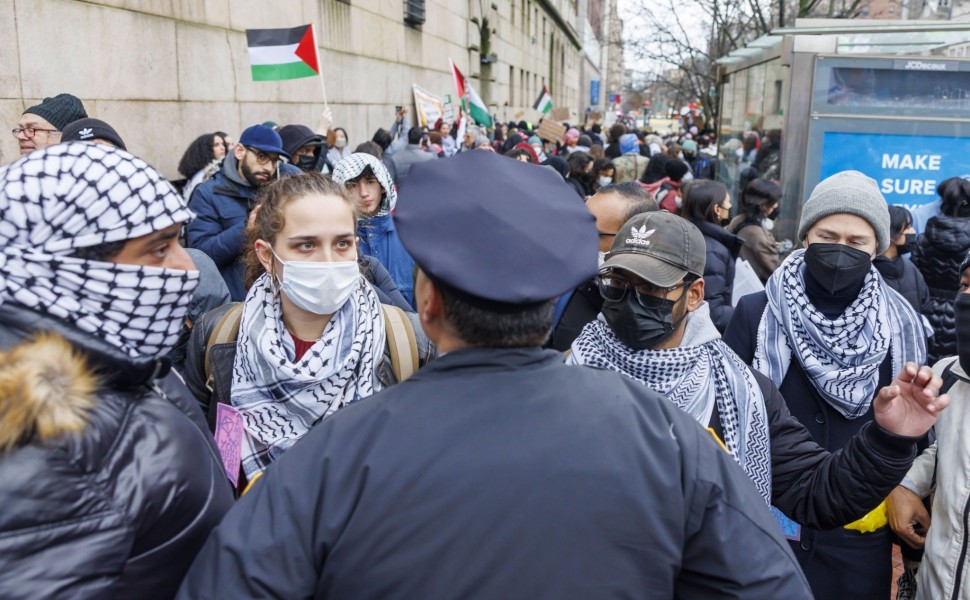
[187,124,300,300]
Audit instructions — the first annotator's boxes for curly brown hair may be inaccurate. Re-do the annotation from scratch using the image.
[242,172,358,289]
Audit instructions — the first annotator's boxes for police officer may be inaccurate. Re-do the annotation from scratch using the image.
[177,151,812,599]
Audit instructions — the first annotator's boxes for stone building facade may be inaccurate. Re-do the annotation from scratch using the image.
[0,0,618,177]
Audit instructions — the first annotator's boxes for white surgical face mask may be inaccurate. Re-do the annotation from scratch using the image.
[335,138,347,149]
[271,248,360,315]
[597,176,613,188]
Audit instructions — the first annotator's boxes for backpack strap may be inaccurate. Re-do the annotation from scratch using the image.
[382,304,419,382]
[204,303,244,393]
[940,360,962,395]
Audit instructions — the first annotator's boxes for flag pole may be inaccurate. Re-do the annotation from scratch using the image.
[312,24,329,110]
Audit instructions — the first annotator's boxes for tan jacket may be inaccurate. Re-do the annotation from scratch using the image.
[727,216,780,282]
[900,356,970,600]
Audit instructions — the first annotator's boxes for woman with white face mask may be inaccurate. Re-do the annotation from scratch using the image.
[183,173,431,492]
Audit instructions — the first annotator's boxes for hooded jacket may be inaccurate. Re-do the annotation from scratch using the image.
[332,153,417,307]
[0,303,233,599]
[186,154,301,301]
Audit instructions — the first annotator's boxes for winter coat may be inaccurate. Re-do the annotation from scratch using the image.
[390,144,436,187]
[901,357,970,600]
[359,214,416,308]
[612,154,649,184]
[178,346,812,599]
[186,155,301,301]
[565,175,592,199]
[690,218,743,332]
[0,303,233,600]
[873,255,931,317]
[724,291,910,600]
[727,216,781,282]
[361,255,411,311]
[912,215,970,363]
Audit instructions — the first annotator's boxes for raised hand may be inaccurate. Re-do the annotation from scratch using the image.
[872,363,949,438]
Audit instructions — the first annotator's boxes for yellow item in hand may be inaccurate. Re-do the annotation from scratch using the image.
[843,500,888,533]
[706,428,729,453]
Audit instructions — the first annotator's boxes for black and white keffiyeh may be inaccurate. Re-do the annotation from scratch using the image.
[0,143,198,357]
[568,304,773,504]
[231,272,386,477]
[332,152,397,217]
[755,250,926,419]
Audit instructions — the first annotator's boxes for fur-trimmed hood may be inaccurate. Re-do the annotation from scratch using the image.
[0,333,97,451]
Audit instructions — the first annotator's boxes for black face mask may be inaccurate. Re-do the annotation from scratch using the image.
[601,288,689,350]
[766,208,780,221]
[297,155,317,172]
[804,243,872,295]
[898,233,917,255]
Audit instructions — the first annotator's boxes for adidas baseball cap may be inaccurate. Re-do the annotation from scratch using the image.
[601,211,706,287]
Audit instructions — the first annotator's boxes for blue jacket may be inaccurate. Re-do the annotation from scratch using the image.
[186,155,300,301]
[359,214,415,308]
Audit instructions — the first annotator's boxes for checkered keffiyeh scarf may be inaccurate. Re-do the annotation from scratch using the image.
[332,152,397,217]
[231,273,386,477]
[0,143,199,357]
[755,250,926,419]
[568,304,773,504]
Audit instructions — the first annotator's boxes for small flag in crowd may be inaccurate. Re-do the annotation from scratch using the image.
[450,59,493,129]
[246,25,320,81]
[533,85,553,115]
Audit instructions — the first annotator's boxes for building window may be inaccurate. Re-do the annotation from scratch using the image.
[510,65,516,106]
[403,0,425,27]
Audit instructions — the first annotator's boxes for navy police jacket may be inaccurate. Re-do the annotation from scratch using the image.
[179,347,811,599]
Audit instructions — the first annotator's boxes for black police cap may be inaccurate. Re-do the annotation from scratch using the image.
[394,150,598,305]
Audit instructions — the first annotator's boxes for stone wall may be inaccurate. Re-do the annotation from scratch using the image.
[0,0,585,178]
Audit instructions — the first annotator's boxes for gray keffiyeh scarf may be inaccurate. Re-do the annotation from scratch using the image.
[755,250,926,419]
[568,303,773,504]
[0,143,199,358]
[231,272,386,477]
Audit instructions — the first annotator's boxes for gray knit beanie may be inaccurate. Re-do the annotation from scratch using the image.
[797,170,891,253]
[22,93,87,131]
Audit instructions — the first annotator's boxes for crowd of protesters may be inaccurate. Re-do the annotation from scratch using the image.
[0,92,968,599]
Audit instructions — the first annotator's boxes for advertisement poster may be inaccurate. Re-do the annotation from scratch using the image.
[819,131,970,208]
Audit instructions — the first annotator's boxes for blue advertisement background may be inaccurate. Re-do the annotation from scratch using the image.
[819,132,970,207]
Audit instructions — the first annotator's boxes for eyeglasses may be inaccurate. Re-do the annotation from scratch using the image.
[12,127,60,140]
[597,274,688,306]
[597,230,619,239]
[245,146,281,166]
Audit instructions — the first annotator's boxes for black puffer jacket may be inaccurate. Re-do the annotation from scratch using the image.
[0,304,233,599]
[912,215,970,362]
[690,218,744,332]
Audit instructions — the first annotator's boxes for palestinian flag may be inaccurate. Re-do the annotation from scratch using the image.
[533,85,553,115]
[246,25,319,81]
[450,59,493,128]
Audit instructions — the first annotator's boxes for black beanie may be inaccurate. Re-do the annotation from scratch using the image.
[22,93,87,131]
[61,118,127,151]
[665,160,690,182]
